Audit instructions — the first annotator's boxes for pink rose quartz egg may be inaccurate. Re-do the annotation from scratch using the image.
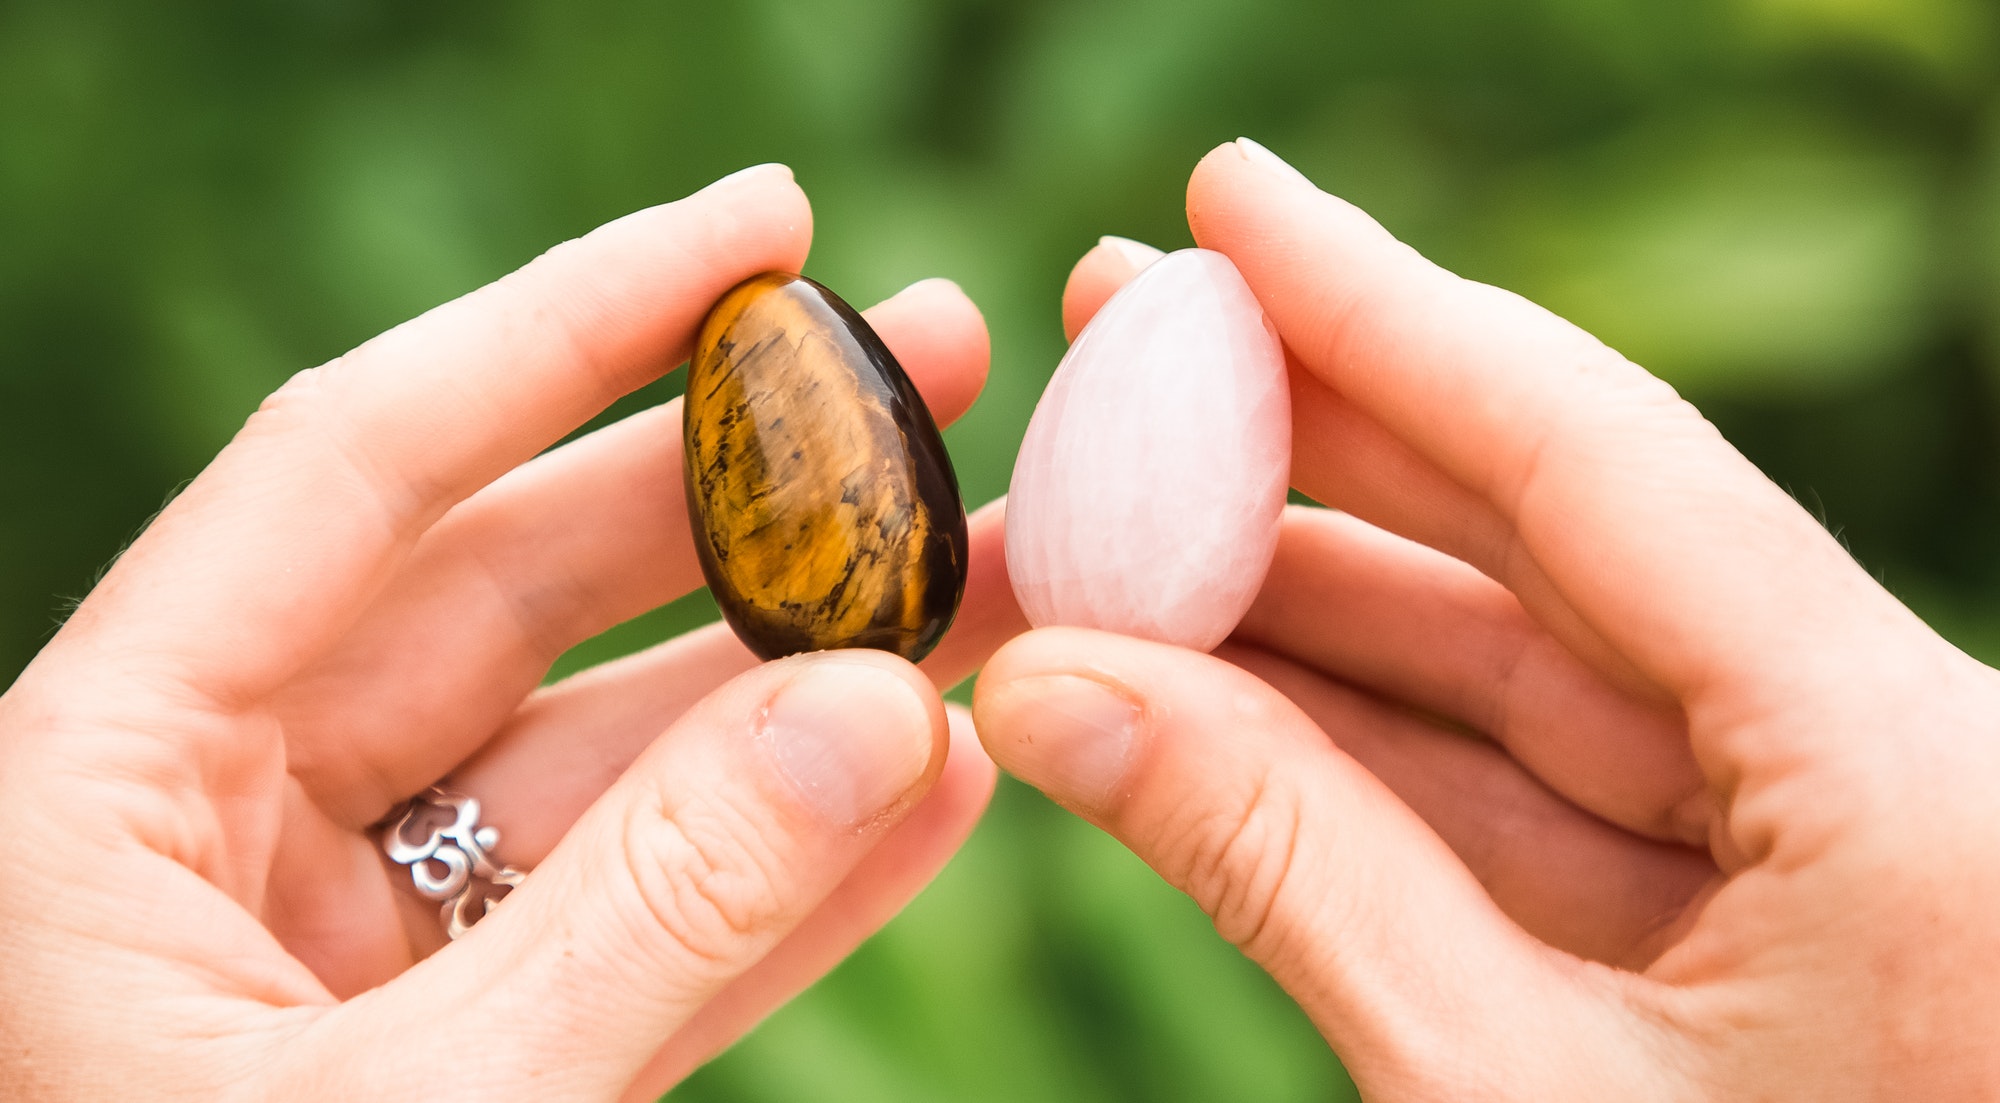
[1006,248,1291,651]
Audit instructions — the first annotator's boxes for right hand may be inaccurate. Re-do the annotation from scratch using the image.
[973,139,2000,1099]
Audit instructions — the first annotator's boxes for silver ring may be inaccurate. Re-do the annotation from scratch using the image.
[379,786,528,940]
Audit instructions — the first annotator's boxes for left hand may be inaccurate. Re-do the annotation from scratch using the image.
[0,164,1023,1101]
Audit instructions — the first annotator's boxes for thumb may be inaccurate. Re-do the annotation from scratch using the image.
[311,650,945,1101]
[973,628,1677,1100]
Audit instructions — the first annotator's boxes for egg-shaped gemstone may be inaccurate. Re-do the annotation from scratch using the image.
[1006,248,1290,651]
[684,272,967,663]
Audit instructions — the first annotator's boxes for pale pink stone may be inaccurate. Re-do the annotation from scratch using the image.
[1006,248,1291,651]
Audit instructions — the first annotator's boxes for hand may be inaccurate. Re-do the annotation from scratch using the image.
[974,140,2000,1099]
[0,165,1025,1102]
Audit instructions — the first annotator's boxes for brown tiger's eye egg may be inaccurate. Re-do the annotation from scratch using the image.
[683,272,968,663]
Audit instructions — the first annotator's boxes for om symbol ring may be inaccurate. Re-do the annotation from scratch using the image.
[379,786,528,940]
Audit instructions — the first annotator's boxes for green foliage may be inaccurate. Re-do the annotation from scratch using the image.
[7,0,2000,1099]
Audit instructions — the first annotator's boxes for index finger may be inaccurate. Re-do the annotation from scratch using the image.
[1186,140,1932,722]
[62,165,812,706]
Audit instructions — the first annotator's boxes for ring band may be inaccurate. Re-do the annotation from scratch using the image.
[379,786,528,940]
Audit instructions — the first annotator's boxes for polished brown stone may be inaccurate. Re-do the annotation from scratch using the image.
[683,272,967,662]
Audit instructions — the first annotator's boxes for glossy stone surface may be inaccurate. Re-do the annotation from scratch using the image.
[685,272,967,662]
[1006,248,1290,651]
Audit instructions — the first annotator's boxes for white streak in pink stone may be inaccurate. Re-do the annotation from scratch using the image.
[1006,249,1291,651]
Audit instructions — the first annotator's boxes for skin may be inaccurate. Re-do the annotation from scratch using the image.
[974,140,2000,1099]
[0,164,1030,1102]
[10,142,1999,1103]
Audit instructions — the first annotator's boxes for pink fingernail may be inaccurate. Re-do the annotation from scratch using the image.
[1098,235,1166,271]
[898,276,966,301]
[701,162,795,193]
[992,674,1141,813]
[761,658,934,828]
[1234,137,1314,188]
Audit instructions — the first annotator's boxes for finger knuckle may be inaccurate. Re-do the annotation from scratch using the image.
[1171,771,1306,956]
[616,786,792,973]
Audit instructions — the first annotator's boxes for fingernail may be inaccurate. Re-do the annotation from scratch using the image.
[1097,234,1166,271]
[701,162,795,193]
[900,276,966,300]
[761,658,935,828]
[988,675,1141,813]
[1234,137,1314,187]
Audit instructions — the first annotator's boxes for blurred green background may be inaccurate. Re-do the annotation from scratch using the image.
[7,0,2000,1098]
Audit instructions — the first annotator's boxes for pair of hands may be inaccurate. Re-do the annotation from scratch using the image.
[3,140,1995,1101]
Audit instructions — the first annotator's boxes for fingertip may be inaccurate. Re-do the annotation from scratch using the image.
[900,274,972,302]
[943,700,978,744]
[980,675,1142,817]
[1188,136,1315,199]
[640,161,813,245]
[760,651,947,830]
[875,277,989,357]
[1232,137,1316,187]
[695,161,795,192]
[1187,137,1351,264]
[1061,237,1162,341]
[1097,234,1165,270]
[862,277,990,426]
[696,162,806,217]
[1189,139,1242,183]
[1186,141,1250,229]
[972,628,1165,815]
[680,160,816,267]
[569,164,815,331]
[941,703,1001,795]
[977,624,1123,686]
